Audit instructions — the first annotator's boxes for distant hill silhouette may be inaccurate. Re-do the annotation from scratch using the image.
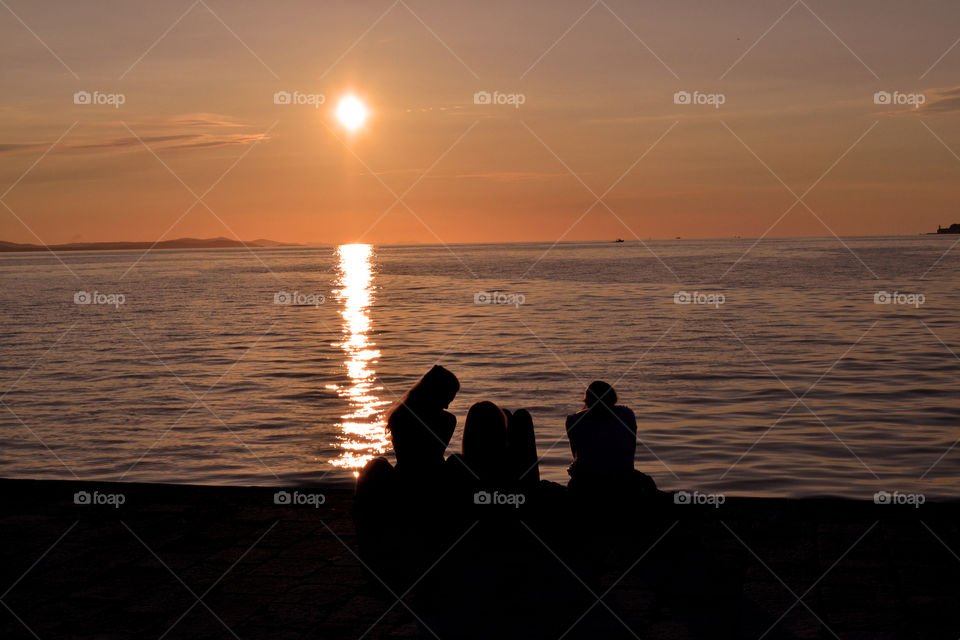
[0,237,300,252]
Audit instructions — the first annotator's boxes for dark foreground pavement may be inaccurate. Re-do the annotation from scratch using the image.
[1,478,958,639]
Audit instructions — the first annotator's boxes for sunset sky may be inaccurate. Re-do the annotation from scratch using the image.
[1,0,959,245]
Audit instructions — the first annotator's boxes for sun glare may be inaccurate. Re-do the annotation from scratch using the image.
[336,95,368,131]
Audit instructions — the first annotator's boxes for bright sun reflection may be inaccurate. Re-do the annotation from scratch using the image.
[326,244,389,474]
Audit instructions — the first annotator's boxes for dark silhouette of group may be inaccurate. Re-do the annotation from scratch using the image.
[356,365,657,507]
[353,366,665,604]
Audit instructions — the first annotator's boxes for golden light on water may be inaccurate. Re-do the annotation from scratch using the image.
[326,243,390,473]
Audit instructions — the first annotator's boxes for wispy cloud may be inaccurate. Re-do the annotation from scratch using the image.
[68,134,196,151]
[882,86,960,116]
[921,86,960,114]
[0,114,269,155]
[0,142,48,153]
[128,113,249,129]
[453,171,576,182]
[165,133,270,150]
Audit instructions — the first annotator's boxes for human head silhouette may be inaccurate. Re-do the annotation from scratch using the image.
[461,401,508,469]
[583,380,617,410]
[403,365,460,409]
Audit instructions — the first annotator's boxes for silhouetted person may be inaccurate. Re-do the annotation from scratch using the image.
[507,408,540,486]
[565,380,660,532]
[433,405,576,640]
[387,364,460,478]
[446,400,509,486]
[566,381,636,478]
[354,365,459,589]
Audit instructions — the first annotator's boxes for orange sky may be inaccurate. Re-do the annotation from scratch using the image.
[1,0,959,245]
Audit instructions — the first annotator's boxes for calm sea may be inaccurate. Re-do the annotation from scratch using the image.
[1,236,958,498]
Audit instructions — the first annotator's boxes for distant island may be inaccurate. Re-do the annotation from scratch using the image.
[935,224,960,234]
[0,237,300,253]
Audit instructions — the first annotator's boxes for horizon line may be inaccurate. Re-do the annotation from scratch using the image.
[0,231,950,254]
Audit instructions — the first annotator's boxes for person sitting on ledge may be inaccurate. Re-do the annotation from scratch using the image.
[354,365,460,588]
[506,408,540,487]
[443,404,564,527]
[565,380,657,500]
[566,381,636,477]
[386,364,460,480]
[445,400,510,488]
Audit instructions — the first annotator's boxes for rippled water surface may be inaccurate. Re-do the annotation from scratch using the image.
[1,237,958,498]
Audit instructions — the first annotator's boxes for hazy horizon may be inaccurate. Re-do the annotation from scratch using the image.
[1,230,955,249]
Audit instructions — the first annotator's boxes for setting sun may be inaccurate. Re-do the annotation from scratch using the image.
[335,95,368,131]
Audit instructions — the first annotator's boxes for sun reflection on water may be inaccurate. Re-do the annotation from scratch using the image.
[325,244,390,474]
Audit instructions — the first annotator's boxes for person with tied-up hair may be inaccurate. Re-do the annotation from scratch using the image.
[564,380,659,521]
[565,380,637,479]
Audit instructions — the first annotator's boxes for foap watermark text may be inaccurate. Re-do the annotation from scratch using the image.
[74,90,125,108]
[475,291,525,307]
[74,490,126,508]
[873,91,925,109]
[474,90,525,108]
[874,490,924,508]
[274,90,325,108]
[75,291,125,308]
[274,490,325,508]
[474,490,525,508]
[274,291,325,307]
[674,490,726,508]
[874,291,924,308]
[674,90,725,108]
[674,290,725,308]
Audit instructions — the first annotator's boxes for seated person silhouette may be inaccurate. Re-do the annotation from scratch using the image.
[356,364,459,508]
[387,364,460,477]
[444,404,559,521]
[354,365,460,587]
[445,400,510,489]
[506,408,540,487]
[566,381,636,476]
[565,381,657,498]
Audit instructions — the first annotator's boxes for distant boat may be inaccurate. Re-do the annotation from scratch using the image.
[936,224,960,234]
[614,238,624,243]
